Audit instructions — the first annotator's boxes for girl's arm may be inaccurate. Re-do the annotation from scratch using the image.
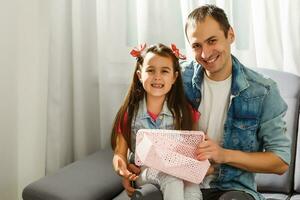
[113,133,138,180]
[191,107,200,130]
[192,122,199,130]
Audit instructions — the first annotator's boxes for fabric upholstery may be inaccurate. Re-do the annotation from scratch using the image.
[291,195,300,200]
[22,149,123,200]
[294,114,300,193]
[255,68,300,194]
[22,68,300,200]
[261,193,289,200]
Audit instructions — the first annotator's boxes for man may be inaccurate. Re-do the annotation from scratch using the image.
[181,4,290,200]
[118,4,290,200]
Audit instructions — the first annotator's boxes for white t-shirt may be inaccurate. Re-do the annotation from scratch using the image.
[199,73,232,188]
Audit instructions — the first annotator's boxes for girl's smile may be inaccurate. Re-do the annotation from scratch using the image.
[137,52,178,99]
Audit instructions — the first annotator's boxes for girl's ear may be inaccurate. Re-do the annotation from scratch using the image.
[173,71,178,84]
[136,70,142,81]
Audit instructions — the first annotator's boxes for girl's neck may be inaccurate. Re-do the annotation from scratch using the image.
[146,95,165,115]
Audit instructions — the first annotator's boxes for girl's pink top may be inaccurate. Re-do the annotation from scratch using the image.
[117,107,200,134]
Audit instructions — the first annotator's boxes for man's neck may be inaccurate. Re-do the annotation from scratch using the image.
[205,57,233,81]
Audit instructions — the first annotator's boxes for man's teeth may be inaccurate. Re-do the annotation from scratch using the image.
[207,56,218,63]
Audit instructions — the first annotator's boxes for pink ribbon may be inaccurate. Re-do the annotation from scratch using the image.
[171,44,186,60]
[130,43,147,58]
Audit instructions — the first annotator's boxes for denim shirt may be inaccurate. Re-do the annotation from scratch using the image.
[129,98,175,162]
[181,55,290,200]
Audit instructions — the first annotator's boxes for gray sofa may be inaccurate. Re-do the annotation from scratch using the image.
[22,68,300,200]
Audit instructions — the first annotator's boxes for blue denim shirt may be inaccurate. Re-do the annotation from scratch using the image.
[181,55,290,200]
[130,98,175,161]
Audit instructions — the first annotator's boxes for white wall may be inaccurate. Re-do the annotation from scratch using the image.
[17,0,48,199]
[0,0,48,199]
[0,0,18,199]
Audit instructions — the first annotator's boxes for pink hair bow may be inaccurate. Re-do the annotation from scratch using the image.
[130,43,147,58]
[171,44,186,60]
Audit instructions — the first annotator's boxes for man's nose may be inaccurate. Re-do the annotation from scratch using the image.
[201,45,212,60]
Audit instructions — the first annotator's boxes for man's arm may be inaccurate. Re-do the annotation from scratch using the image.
[196,136,289,175]
[197,79,290,175]
[223,149,288,174]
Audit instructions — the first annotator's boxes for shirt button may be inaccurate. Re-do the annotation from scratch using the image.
[196,98,200,102]
[159,116,163,120]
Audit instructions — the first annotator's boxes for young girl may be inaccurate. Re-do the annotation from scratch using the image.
[111,43,201,200]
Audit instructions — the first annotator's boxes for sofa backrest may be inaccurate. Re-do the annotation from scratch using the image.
[294,114,300,193]
[253,68,300,194]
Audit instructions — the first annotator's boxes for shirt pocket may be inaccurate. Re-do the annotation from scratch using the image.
[231,119,258,152]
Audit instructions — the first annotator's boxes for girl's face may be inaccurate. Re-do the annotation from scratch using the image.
[137,52,178,100]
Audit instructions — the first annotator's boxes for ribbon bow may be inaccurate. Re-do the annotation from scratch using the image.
[130,43,147,58]
[171,44,186,60]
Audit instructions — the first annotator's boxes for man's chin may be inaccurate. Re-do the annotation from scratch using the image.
[202,65,218,73]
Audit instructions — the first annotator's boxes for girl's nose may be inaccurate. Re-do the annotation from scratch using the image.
[154,72,161,80]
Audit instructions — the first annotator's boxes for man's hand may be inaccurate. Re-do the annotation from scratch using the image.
[196,135,289,174]
[206,165,215,176]
[122,163,141,197]
[196,134,226,164]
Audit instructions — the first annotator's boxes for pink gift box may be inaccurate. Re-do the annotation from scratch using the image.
[135,129,210,184]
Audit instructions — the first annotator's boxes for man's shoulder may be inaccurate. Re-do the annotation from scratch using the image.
[180,60,200,81]
[242,66,276,89]
[180,59,199,69]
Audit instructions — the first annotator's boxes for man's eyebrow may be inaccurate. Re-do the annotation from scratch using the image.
[204,36,217,42]
[191,36,217,46]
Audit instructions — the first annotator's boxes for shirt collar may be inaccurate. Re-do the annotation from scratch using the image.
[193,55,249,96]
[136,97,173,120]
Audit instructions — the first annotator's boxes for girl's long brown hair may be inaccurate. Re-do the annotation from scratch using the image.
[111,43,193,150]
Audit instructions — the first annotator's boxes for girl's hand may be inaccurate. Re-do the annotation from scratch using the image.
[113,154,138,181]
[122,163,141,197]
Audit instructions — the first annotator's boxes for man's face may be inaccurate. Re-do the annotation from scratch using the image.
[186,16,235,81]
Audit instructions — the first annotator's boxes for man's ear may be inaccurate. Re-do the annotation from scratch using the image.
[228,27,235,44]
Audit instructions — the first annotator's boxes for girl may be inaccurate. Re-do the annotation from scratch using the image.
[111,43,201,200]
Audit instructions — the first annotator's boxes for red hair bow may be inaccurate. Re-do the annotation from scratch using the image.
[171,44,186,60]
[130,43,146,58]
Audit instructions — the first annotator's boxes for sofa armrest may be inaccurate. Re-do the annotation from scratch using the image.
[22,148,123,200]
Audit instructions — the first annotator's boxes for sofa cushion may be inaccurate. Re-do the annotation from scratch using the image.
[294,114,300,193]
[290,194,300,200]
[22,149,123,200]
[262,193,289,200]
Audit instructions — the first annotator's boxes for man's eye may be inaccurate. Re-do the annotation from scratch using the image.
[162,70,169,73]
[192,44,201,50]
[208,39,216,45]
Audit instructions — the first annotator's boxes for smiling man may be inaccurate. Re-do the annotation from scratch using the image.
[182,4,291,200]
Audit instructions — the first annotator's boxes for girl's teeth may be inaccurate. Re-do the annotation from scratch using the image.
[152,84,163,88]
